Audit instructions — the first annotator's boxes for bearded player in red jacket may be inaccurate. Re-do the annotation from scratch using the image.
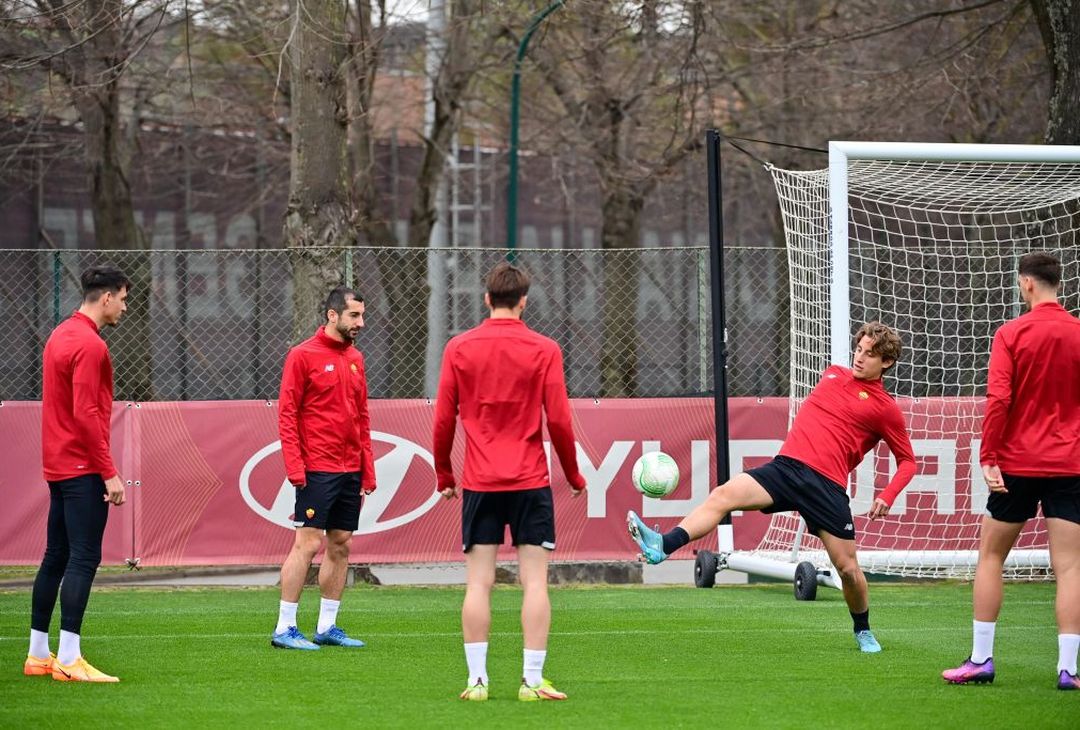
[271,287,376,651]
[629,322,916,654]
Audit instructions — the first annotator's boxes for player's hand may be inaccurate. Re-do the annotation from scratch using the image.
[440,486,459,500]
[868,498,890,520]
[570,486,585,498]
[982,464,1006,493]
[362,487,374,496]
[103,475,125,506]
[291,480,306,489]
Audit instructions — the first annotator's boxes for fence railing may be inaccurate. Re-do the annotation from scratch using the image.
[0,246,791,401]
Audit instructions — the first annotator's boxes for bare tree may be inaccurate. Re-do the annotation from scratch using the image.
[282,0,355,342]
[0,0,186,400]
[530,1,714,396]
[1030,0,1080,143]
[344,0,507,396]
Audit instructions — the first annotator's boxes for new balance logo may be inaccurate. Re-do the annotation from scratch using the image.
[844,523,853,531]
[324,364,335,372]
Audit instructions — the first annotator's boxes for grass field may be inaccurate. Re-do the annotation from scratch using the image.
[0,582,1072,728]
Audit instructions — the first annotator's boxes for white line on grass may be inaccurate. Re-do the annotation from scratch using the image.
[0,625,1056,641]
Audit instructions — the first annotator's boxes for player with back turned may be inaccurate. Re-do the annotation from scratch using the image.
[943,252,1080,690]
[433,262,587,702]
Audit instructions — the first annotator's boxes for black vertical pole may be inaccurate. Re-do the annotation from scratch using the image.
[706,130,732,507]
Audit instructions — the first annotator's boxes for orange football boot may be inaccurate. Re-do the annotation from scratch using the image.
[51,656,119,683]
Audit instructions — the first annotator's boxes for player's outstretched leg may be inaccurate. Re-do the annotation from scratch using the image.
[518,678,567,701]
[626,512,666,564]
[942,657,996,685]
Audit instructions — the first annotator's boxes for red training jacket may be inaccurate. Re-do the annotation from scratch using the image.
[780,365,916,505]
[41,311,118,482]
[432,317,586,492]
[981,301,1080,476]
[277,328,376,490]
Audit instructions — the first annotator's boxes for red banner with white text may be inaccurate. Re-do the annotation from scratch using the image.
[0,397,996,565]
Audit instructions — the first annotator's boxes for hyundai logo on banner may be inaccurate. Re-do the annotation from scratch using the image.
[239,432,442,533]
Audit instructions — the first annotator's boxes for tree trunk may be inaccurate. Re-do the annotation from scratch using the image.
[599,186,644,397]
[285,0,354,343]
[72,0,152,401]
[1030,0,1080,144]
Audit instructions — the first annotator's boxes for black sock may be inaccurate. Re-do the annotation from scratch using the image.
[851,609,870,633]
[661,527,690,555]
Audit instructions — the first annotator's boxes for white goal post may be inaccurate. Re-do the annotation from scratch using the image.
[711,141,1080,590]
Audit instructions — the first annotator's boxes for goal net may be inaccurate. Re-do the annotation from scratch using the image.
[762,142,1080,579]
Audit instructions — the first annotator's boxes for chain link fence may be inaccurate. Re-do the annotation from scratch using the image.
[0,246,790,401]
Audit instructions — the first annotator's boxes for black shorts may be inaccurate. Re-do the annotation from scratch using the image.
[987,473,1080,524]
[748,455,855,540]
[461,487,555,553]
[294,471,362,532]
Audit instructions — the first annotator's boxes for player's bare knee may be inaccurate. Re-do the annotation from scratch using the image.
[327,540,350,561]
[834,558,863,583]
[706,484,733,513]
[467,574,495,594]
[293,533,322,557]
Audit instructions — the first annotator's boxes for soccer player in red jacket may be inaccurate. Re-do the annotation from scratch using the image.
[943,252,1080,690]
[272,287,376,650]
[434,263,587,702]
[26,266,129,683]
[629,322,915,653]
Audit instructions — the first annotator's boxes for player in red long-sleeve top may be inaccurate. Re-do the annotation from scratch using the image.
[944,252,1080,690]
[433,263,587,702]
[629,322,916,653]
[26,266,129,683]
[271,287,376,651]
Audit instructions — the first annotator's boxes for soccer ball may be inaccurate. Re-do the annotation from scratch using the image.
[631,451,679,498]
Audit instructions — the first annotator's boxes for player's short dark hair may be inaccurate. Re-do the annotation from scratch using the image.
[854,321,902,367]
[324,286,363,320]
[81,265,131,303]
[486,262,530,309]
[1018,252,1061,289]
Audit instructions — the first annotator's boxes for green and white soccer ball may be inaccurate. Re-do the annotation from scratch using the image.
[631,451,680,498]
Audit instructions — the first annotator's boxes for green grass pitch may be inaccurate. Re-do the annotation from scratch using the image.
[0,582,1073,728]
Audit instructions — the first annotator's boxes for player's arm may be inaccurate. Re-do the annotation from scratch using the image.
[871,405,917,519]
[277,349,307,487]
[355,354,377,494]
[71,344,123,505]
[542,346,586,494]
[978,329,1013,492]
[432,343,459,498]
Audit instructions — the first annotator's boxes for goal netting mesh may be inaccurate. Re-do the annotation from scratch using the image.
[764,155,1080,579]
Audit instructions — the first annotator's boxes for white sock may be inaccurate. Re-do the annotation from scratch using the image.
[1058,633,1080,675]
[971,620,996,664]
[29,629,50,659]
[523,648,546,686]
[464,642,488,685]
[276,600,299,634]
[317,597,340,634]
[57,630,81,666]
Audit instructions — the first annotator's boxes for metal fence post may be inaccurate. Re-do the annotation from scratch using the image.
[52,249,61,326]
